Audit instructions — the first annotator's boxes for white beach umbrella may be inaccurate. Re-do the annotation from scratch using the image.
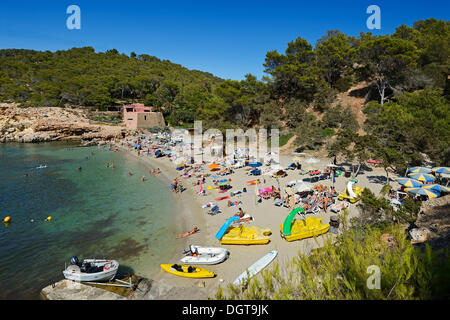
[304,158,320,164]
[296,181,313,193]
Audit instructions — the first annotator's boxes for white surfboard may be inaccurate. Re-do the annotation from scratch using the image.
[233,250,278,286]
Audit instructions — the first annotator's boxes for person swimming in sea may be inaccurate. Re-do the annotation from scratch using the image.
[141,176,145,182]
[78,166,82,171]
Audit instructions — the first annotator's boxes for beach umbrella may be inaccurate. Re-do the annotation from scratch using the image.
[296,181,313,193]
[421,184,450,193]
[405,187,440,198]
[208,163,219,170]
[303,165,319,171]
[408,167,432,174]
[249,162,262,167]
[395,177,424,188]
[304,158,320,164]
[432,167,450,174]
[407,173,436,183]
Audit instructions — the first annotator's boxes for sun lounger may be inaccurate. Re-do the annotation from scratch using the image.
[274,199,285,206]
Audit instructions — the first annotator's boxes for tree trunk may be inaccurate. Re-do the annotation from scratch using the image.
[385,168,390,185]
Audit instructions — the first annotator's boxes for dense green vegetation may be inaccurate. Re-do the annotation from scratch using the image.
[0,18,448,166]
[215,211,450,300]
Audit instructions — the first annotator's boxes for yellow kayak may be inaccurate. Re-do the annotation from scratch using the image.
[220,224,271,245]
[160,264,215,278]
[280,217,329,242]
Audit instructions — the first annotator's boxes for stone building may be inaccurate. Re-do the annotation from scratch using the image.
[122,104,165,129]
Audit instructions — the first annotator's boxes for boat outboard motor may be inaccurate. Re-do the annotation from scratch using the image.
[70,256,79,266]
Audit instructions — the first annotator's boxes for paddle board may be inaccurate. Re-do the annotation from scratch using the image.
[233,250,278,286]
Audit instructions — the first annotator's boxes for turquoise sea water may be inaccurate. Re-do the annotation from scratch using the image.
[0,142,180,299]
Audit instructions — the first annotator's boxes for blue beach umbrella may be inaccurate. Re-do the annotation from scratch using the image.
[408,167,432,174]
[422,184,450,193]
[432,167,450,174]
[407,173,436,183]
[248,162,262,168]
[395,177,423,188]
[405,187,440,198]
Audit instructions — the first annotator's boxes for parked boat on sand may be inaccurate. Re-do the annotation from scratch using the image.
[63,256,119,282]
[180,245,229,265]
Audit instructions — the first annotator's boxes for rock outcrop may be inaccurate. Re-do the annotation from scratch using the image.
[0,104,134,144]
[41,280,127,300]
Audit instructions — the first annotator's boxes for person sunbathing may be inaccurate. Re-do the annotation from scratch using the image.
[176,226,200,239]
[261,190,270,198]
[270,186,281,198]
[228,200,242,207]
[234,207,245,218]
[237,216,253,223]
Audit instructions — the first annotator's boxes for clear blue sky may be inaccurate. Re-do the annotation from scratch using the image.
[0,0,448,80]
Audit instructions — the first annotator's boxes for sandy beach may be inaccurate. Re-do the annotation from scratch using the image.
[109,135,391,300]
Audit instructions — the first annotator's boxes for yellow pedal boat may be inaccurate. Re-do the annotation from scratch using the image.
[338,180,364,203]
[280,216,329,242]
[160,264,215,278]
[220,224,271,245]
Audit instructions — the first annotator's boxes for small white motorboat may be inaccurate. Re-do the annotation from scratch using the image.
[63,256,119,282]
[180,245,229,265]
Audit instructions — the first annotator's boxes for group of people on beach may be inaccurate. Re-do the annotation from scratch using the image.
[171,178,184,193]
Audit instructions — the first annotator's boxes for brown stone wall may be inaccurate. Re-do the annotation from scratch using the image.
[136,112,165,128]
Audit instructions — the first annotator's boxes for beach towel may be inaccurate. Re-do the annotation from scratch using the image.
[202,202,216,209]
[216,196,230,201]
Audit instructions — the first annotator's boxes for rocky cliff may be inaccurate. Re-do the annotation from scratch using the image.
[0,104,135,145]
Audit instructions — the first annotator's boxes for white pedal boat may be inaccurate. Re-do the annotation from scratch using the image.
[180,245,229,265]
[63,257,119,282]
